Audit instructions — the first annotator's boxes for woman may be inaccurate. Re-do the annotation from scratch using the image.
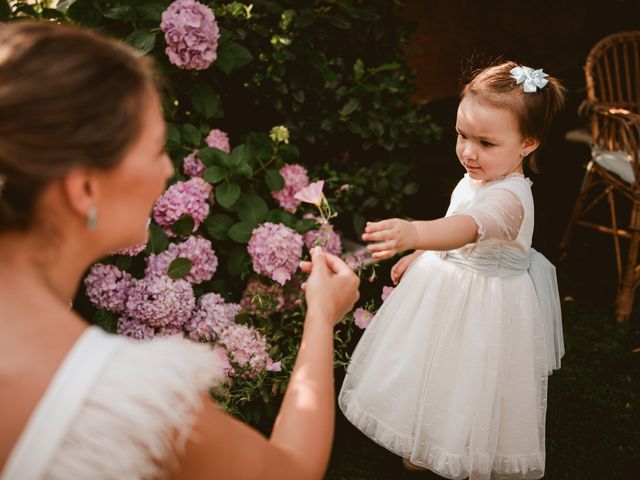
[0,21,360,479]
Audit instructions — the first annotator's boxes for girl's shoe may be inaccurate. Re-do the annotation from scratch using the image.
[401,457,429,472]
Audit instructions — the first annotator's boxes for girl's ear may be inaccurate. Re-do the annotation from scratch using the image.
[522,137,540,156]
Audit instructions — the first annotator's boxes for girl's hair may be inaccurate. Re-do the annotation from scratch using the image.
[461,61,566,171]
[0,21,158,231]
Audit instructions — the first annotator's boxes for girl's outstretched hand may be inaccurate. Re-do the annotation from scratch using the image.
[362,219,418,260]
[390,250,421,285]
[300,247,360,324]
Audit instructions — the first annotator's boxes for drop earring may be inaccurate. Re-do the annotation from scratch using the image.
[87,205,98,231]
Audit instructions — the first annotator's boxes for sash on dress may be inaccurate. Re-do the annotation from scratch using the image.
[443,247,565,375]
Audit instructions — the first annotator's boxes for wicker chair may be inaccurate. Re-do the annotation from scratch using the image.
[560,31,640,322]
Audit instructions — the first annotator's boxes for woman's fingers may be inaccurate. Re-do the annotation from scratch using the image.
[299,260,312,273]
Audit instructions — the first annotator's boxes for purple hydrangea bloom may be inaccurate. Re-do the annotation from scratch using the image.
[183,152,205,178]
[153,177,212,237]
[125,275,196,329]
[205,128,231,152]
[247,222,303,285]
[160,0,220,70]
[113,241,147,256]
[185,293,242,342]
[146,235,218,285]
[84,264,133,313]
[353,308,374,329]
[117,316,155,341]
[302,217,342,256]
[272,164,309,213]
[217,322,271,378]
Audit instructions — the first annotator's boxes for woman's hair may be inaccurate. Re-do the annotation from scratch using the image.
[0,21,158,231]
[461,61,566,171]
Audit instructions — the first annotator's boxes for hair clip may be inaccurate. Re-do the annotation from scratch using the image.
[510,66,549,93]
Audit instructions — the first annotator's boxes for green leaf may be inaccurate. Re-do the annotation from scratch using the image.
[67,0,102,26]
[327,14,351,29]
[204,214,234,241]
[136,3,165,21]
[199,147,231,167]
[190,85,222,119]
[373,63,401,73]
[41,8,64,19]
[235,192,268,225]
[147,222,169,254]
[353,59,364,80]
[166,124,181,153]
[232,162,253,177]
[57,0,80,10]
[115,256,132,271]
[215,41,253,75]
[92,310,117,333]
[216,182,241,209]
[204,166,226,184]
[228,145,253,176]
[124,29,156,55]
[182,124,201,147]
[266,209,296,228]
[228,247,251,278]
[228,221,255,243]
[352,213,366,236]
[168,257,192,279]
[340,98,360,117]
[104,4,136,21]
[403,182,419,195]
[295,218,318,234]
[171,215,195,236]
[265,169,285,191]
[0,0,9,21]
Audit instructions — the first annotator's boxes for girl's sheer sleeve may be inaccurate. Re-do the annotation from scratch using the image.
[457,189,524,242]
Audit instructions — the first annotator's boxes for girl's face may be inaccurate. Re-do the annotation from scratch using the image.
[455,95,538,182]
[94,91,174,250]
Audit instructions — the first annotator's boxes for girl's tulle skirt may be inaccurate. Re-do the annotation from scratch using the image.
[338,251,549,480]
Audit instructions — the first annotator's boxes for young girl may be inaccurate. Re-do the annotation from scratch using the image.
[338,62,566,480]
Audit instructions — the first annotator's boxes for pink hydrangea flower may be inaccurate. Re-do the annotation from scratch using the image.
[303,216,342,256]
[125,275,196,329]
[160,0,220,70]
[117,316,155,341]
[342,248,369,270]
[266,358,282,372]
[217,322,271,378]
[146,235,218,285]
[185,293,241,342]
[272,164,309,213]
[84,264,133,313]
[183,152,205,177]
[205,128,231,152]
[353,307,373,329]
[294,180,324,206]
[113,241,147,256]
[153,177,213,237]
[213,345,232,377]
[381,285,395,302]
[247,222,303,285]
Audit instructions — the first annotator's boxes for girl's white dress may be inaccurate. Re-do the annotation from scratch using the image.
[339,173,564,480]
[1,327,224,480]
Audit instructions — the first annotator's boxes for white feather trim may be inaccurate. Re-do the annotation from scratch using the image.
[46,334,224,480]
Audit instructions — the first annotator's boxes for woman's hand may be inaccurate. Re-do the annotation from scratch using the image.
[300,247,360,324]
[362,219,418,260]
[390,250,422,285]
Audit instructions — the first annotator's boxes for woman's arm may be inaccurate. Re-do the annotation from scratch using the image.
[363,215,478,260]
[172,249,360,480]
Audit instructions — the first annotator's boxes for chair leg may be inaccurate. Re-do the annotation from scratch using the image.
[559,162,596,259]
[615,200,640,322]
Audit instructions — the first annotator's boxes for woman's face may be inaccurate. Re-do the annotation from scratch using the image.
[95,91,174,251]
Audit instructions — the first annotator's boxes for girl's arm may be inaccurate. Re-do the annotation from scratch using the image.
[172,250,360,480]
[363,215,478,260]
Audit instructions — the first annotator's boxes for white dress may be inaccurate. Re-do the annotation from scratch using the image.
[338,173,564,480]
[1,326,224,480]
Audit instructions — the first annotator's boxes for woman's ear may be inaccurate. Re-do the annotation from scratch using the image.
[61,169,98,218]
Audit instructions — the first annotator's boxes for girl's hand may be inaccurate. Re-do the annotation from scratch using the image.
[362,219,418,260]
[390,251,421,285]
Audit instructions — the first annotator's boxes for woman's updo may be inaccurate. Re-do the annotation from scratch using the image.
[461,61,566,171]
[0,21,158,230]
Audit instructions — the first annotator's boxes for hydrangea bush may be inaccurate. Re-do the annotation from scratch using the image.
[7,0,439,427]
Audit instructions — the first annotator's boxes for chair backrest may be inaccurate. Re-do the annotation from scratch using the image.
[593,109,640,186]
[585,31,640,111]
